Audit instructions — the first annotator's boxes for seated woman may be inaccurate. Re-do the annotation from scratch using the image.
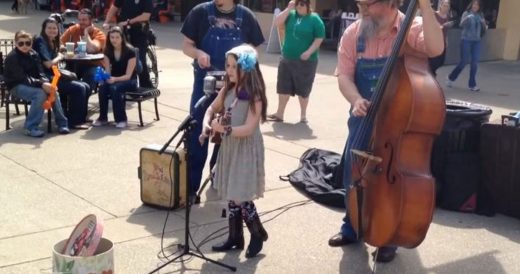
[92,26,138,129]
[4,30,70,137]
[33,17,91,130]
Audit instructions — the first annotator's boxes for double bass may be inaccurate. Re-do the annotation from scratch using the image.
[348,0,446,248]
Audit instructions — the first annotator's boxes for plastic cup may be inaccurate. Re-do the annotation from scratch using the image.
[77,41,87,57]
[65,42,75,57]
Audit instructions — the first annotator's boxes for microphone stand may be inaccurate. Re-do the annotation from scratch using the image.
[151,99,236,273]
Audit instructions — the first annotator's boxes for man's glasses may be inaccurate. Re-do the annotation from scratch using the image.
[17,41,32,47]
[355,0,381,8]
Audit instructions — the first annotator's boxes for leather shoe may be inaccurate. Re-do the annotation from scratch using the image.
[328,232,356,247]
[372,246,397,263]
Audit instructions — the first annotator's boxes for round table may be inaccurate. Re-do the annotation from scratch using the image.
[64,53,105,62]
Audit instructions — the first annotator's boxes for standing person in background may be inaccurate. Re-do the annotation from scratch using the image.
[61,8,106,94]
[446,0,487,92]
[4,31,70,137]
[34,17,91,130]
[200,45,268,258]
[429,0,455,76]
[103,0,154,88]
[92,27,138,129]
[180,0,264,195]
[267,0,324,124]
[11,0,18,13]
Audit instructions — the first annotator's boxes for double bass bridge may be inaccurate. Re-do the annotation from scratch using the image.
[351,149,383,187]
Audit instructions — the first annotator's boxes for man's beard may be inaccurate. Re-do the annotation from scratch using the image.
[359,17,380,39]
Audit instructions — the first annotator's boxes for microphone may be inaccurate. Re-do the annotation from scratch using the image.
[194,75,217,109]
[203,75,217,95]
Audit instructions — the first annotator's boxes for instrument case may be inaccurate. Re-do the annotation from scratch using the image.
[480,123,520,219]
[138,144,187,209]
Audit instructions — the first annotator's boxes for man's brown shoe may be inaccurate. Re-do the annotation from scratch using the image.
[328,233,356,247]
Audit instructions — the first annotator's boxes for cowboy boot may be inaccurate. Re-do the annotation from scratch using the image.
[242,202,268,258]
[212,202,244,251]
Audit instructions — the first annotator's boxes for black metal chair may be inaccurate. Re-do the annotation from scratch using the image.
[125,87,161,127]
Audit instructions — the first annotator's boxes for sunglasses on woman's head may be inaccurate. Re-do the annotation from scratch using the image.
[297,1,308,6]
[17,41,32,47]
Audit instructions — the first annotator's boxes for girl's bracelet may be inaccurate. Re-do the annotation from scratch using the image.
[224,125,232,136]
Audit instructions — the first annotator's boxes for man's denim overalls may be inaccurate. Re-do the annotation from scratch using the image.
[340,35,387,239]
[188,3,245,194]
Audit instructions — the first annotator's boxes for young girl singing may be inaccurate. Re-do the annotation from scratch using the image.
[200,44,268,258]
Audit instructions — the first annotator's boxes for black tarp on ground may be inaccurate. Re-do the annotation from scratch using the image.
[280,148,345,208]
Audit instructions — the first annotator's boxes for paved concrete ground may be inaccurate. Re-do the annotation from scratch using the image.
[1,3,520,274]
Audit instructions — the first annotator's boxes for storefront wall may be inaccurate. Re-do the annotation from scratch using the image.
[255,12,276,42]
[247,0,519,60]
[445,0,520,62]
[496,0,520,60]
[445,28,506,64]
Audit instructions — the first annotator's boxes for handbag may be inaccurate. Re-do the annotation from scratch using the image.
[58,68,78,81]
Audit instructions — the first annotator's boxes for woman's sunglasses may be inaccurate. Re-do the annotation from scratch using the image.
[17,41,32,47]
[297,1,308,6]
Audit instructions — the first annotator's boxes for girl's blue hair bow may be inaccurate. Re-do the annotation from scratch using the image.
[226,44,258,72]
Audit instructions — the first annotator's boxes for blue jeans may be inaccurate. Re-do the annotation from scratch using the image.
[129,30,152,88]
[10,84,68,130]
[188,68,210,194]
[75,65,97,96]
[97,80,137,123]
[59,80,89,127]
[448,40,481,88]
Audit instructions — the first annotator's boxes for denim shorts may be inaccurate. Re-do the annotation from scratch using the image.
[276,57,318,98]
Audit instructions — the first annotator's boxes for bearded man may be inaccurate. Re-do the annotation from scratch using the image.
[330,0,444,263]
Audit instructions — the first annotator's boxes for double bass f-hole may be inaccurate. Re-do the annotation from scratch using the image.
[384,142,397,184]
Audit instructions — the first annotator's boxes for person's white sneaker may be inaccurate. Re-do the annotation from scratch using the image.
[115,121,127,128]
[469,86,480,92]
[92,119,108,127]
[445,78,453,88]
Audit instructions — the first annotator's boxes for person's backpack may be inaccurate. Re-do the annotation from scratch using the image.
[280,148,346,208]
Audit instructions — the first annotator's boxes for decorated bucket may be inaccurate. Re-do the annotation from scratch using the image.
[52,214,113,274]
[52,238,114,274]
